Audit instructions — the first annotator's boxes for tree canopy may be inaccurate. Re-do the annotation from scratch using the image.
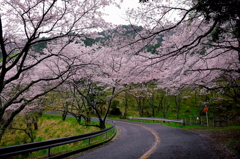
[0,0,239,144]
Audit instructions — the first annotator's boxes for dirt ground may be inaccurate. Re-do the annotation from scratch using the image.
[188,127,240,159]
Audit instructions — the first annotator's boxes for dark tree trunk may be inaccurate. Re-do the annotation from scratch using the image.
[62,111,67,121]
[99,119,105,129]
[34,123,38,130]
[76,115,82,125]
[151,107,155,118]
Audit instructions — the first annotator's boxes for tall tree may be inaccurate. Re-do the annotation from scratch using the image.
[0,0,116,141]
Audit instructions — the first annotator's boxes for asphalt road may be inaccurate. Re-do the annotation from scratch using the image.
[73,120,220,159]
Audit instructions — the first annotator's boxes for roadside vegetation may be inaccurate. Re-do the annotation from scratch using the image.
[0,113,116,159]
[41,82,240,157]
[0,1,239,159]
[109,103,240,158]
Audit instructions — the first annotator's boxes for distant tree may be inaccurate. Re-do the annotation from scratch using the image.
[129,86,148,117]
[31,37,48,54]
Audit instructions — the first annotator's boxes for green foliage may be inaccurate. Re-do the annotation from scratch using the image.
[227,140,240,154]
[36,137,43,142]
[211,25,224,42]
[110,107,121,115]
[146,43,161,54]
[82,37,99,46]
[110,84,240,123]
[111,100,120,107]
[31,37,48,54]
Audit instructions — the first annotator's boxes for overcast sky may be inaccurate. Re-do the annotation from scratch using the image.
[103,0,141,25]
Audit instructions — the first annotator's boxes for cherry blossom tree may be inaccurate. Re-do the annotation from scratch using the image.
[50,82,90,124]
[70,77,112,129]
[128,86,148,117]
[103,21,239,119]
[122,1,240,91]
[164,86,186,119]
[0,0,119,141]
[66,43,149,128]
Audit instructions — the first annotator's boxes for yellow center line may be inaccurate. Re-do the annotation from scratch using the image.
[116,121,160,159]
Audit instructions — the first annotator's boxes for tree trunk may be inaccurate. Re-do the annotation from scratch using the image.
[175,95,181,119]
[99,119,105,129]
[75,115,82,125]
[85,112,91,125]
[62,111,67,121]
[122,91,128,119]
[0,127,6,143]
[151,107,155,118]
[139,97,143,117]
[151,93,155,118]
[34,123,38,130]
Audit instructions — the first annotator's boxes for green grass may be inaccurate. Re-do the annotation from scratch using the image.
[227,140,240,155]
[1,113,116,159]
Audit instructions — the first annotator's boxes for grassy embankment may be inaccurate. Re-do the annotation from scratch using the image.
[0,113,116,159]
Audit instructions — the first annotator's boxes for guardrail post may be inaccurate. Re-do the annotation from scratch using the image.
[88,138,91,145]
[47,147,51,159]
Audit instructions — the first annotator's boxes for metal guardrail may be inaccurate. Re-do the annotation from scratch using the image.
[0,119,115,158]
[129,117,184,124]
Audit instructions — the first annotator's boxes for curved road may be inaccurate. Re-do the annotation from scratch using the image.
[74,120,220,159]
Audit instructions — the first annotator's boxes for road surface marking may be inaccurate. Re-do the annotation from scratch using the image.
[117,121,160,159]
